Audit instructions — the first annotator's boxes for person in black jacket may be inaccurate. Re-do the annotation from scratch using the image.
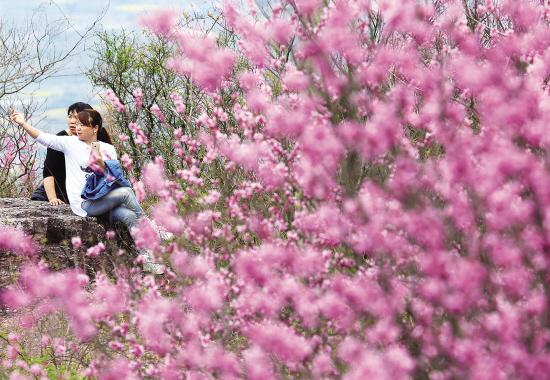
[30,102,93,205]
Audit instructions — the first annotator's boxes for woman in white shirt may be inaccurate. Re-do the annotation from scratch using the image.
[9,108,163,274]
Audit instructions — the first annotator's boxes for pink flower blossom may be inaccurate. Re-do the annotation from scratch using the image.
[245,322,313,367]
[151,200,185,235]
[4,2,550,379]
[243,346,276,380]
[0,226,36,257]
[97,358,139,380]
[132,218,160,252]
[105,90,125,113]
[132,88,143,109]
[294,0,322,16]
[128,122,148,145]
[139,9,177,37]
[150,104,167,123]
[142,158,169,196]
[86,242,105,257]
[167,33,236,91]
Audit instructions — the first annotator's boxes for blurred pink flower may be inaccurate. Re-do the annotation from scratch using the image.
[0,226,36,257]
[139,9,177,37]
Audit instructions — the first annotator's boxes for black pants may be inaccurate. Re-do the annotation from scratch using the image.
[30,184,48,201]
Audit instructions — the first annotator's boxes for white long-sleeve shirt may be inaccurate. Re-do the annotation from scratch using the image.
[36,132,117,216]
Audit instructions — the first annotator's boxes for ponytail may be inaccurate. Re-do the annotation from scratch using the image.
[97,127,113,144]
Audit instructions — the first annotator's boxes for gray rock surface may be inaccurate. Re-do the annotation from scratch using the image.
[0,198,135,288]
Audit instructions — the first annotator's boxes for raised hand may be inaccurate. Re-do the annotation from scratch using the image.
[8,108,26,126]
[7,107,40,139]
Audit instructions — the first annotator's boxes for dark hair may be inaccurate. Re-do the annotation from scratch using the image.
[77,109,113,144]
[67,102,93,115]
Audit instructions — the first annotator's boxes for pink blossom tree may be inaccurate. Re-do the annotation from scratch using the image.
[0,106,40,197]
[4,0,550,378]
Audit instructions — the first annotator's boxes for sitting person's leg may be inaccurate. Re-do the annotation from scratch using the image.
[30,183,48,201]
[82,188,164,274]
[109,205,140,230]
[109,205,164,274]
[81,187,143,229]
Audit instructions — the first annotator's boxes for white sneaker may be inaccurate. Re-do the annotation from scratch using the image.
[143,260,165,275]
[149,219,175,241]
[139,251,165,275]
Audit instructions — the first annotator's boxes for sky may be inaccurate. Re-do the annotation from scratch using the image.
[0,0,209,133]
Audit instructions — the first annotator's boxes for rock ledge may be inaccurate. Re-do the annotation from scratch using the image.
[0,198,130,287]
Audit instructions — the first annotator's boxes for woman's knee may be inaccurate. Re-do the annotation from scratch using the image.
[111,206,139,229]
[113,186,132,198]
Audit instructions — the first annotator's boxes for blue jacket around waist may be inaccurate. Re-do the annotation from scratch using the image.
[81,160,132,200]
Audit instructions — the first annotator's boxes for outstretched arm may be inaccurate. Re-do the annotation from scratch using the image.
[9,108,69,153]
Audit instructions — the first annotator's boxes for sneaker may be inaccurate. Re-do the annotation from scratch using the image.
[143,260,165,275]
[149,219,175,241]
[139,250,165,275]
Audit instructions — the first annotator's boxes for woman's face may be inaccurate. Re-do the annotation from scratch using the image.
[75,121,97,142]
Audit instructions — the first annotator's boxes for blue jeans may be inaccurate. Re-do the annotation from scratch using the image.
[81,187,143,231]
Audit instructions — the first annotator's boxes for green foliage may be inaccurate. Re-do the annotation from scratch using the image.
[87,20,239,179]
[87,29,195,177]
